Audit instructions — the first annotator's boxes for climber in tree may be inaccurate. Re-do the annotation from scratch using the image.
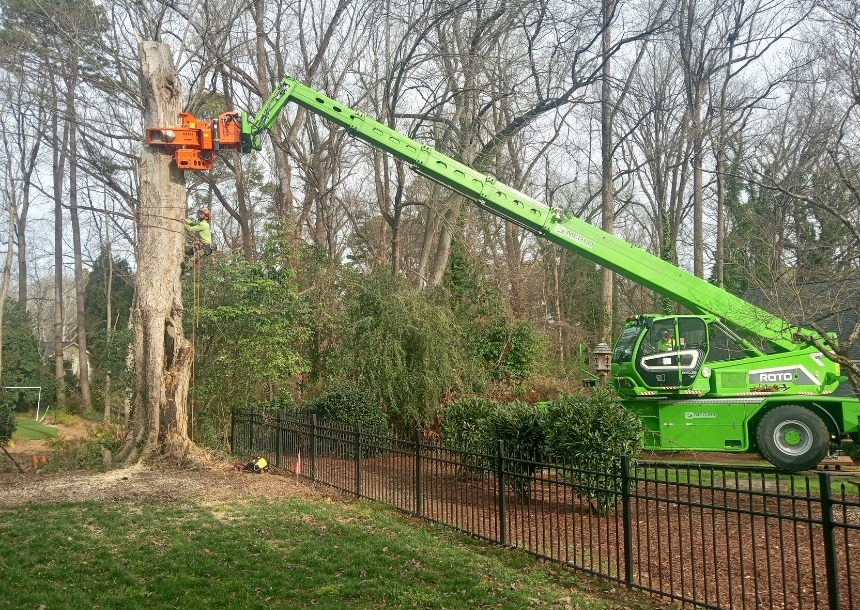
[185,207,213,256]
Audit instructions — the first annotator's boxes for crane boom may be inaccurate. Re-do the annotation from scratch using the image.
[241,78,805,351]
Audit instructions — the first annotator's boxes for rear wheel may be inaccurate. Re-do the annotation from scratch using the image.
[756,405,829,471]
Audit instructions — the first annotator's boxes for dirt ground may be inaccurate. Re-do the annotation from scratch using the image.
[0,462,325,506]
[0,417,328,507]
[5,415,91,458]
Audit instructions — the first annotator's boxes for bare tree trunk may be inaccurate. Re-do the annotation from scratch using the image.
[69,116,91,410]
[415,185,445,289]
[16,130,39,307]
[715,148,725,287]
[220,70,254,260]
[600,0,615,342]
[104,237,113,423]
[16,204,28,306]
[428,203,460,286]
[52,80,68,411]
[691,94,704,278]
[714,44,734,289]
[0,205,17,376]
[118,41,193,463]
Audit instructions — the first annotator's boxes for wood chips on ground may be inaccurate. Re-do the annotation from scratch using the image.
[0,463,326,507]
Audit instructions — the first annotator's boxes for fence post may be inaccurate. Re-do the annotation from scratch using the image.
[355,421,363,497]
[276,409,283,468]
[498,439,506,546]
[311,414,318,482]
[249,408,255,457]
[621,455,634,587]
[230,407,236,454]
[415,428,423,518]
[819,471,841,610]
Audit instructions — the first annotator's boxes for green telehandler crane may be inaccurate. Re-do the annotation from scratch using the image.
[147,76,860,471]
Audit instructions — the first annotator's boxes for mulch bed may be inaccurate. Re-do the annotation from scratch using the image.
[290,448,860,610]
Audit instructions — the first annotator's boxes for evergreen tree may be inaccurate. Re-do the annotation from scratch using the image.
[1,299,55,410]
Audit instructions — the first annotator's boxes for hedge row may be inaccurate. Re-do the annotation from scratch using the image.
[442,389,643,512]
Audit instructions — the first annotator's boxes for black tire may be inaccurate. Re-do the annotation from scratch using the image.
[756,405,830,472]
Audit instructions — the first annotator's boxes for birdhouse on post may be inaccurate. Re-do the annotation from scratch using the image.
[593,342,613,386]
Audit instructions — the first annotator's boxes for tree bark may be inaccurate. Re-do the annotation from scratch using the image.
[0,205,17,376]
[52,78,68,411]
[118,41,193,463]
[691,94,704,278]
[69,112,92,410]
[104,237,113,423]
[600,0,615,342]
[16,120,40,307]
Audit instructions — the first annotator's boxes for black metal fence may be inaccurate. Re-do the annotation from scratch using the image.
[231,408,860,610]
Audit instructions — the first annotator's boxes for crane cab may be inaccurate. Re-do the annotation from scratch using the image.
[612,315,713,396]
[611,314,844,399]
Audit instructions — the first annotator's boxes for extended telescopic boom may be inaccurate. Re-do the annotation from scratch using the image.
[149,76,817,352]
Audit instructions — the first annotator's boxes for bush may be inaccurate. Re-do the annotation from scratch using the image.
[337,271,463,429]
[0,402,15,445]
[45,424,123,471]
[443,396,499,448]
[442,396,499,473]
[52,410,80,426]
[266,393,300,415]
[843,440,860,461]
[305,381,390,457]
[481,400,547,492]
[544,389,643,513]
[481,400,547,460]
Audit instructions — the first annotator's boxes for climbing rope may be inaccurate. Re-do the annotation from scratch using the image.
[190,249,202,442]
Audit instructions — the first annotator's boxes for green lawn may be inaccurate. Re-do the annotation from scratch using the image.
[636,463,860,496]
[0,497,658,610]
[11,417,59,441]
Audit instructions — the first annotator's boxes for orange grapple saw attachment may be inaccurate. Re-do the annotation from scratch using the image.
[146,111,243,170]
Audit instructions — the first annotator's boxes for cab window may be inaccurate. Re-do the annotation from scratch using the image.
[640,319,677,354]
[612,326,642,363]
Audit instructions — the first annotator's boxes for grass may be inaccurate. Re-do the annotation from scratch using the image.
[11,417,59,441]
[0,496,659,610]
[637,463,860,496]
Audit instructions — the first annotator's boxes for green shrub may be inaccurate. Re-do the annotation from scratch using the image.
[337,271,463,429]
[443,397,499,448]
[45,424,123,471]
[843,440,860,461]
[442,396,499,473]
[479,400,547,493]
[52,410,80,426]
[0,402,15,445]
[443,243,544,383]
[267,393,300,415]
[193,411,229,452]
[544,389,643,513]
[305,381,390,456]
[481,400,547,460]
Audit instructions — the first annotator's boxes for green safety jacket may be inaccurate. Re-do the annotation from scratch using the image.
[185,219,212,245]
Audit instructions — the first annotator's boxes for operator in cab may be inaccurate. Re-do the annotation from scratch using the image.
[658,330,675,352]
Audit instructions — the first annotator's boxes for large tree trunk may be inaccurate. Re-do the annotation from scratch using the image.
[600,0,615,343]
[52,78,68,411]
[69,108,92,411]
[118,41,193,463]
